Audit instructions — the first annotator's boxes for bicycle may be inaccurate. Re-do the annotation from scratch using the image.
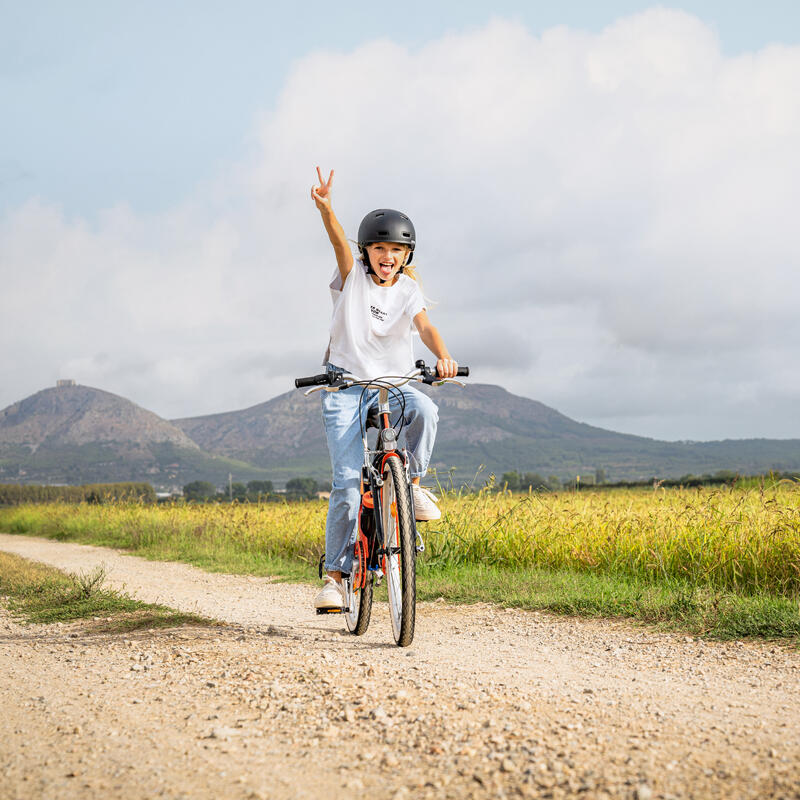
[294,360,469,647]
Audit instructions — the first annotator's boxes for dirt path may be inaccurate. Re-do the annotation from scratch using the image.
[1,533,798,800]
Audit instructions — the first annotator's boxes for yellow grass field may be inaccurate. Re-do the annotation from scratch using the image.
[1,483,799,597]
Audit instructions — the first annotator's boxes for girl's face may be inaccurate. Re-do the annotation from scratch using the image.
[365,242,410,284]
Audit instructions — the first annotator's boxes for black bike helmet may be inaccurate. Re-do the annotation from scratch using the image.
[357,209,416,266]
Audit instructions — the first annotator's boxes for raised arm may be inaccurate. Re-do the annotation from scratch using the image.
[311,167,354,283]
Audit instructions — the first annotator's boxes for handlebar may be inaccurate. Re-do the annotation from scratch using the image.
[415,359,469,383]
[294,361,470,392]
[294,373,331,388]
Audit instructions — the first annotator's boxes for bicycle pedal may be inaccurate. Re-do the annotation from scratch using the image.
[316,607,346,615]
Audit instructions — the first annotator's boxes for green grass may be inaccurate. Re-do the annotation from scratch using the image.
[0,550,212,630]
[1,485,799,640]
[416,562,800,639]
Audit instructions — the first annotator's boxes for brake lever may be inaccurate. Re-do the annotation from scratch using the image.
[303,376,352,396]
[429,378,466,388]
[419,369,463,386]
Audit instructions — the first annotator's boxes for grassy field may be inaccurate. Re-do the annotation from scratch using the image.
[1,483,798,639]
[0,551,210,630]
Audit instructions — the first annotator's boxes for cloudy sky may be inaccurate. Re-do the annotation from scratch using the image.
[3,1,800,441]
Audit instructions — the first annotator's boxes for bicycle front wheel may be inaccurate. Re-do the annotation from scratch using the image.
[344,534,373,635]
[381,454,416,646]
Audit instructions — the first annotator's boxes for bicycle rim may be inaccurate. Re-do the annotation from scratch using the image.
[381,455,416,646]
[344,573,373,635]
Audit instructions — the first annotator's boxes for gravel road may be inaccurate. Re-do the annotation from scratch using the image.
[1,532,798,800]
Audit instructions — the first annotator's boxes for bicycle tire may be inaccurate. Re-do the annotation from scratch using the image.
[381,454,416,646]
[344,564,373,635]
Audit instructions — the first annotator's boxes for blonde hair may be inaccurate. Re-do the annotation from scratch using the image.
[403,262,438,308]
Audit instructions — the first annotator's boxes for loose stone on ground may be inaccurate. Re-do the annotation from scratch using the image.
[0,534,799,799]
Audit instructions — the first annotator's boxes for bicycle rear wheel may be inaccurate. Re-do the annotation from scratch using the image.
[344,533,373,635]
[381,454,416,646]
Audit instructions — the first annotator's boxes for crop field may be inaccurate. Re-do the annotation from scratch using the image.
[1,482,799,637]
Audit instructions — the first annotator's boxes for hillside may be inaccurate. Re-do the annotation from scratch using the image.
[173,389,329,478]
[3,381,799,488]
[0,384,273,488]
[173,383,800,483]
[0,384,198,449]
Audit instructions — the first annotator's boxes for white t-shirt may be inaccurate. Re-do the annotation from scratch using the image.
[324,260,426,379]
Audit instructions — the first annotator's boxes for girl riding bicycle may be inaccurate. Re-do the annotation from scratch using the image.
[310,167,459,610]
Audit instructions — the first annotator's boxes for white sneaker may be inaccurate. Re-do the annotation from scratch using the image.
[314,575,346,609]
[412,485,441,521]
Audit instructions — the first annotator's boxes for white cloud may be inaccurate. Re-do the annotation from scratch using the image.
[3,8,800,440]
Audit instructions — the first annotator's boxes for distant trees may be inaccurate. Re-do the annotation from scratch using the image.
[0,482,156,506]
[500,471,518,491]
[181,477,321,502]
[500,471,551,492]
[229,482,247,501]
[183,481,217,501]
[285,477,318,500]
[83,482,156,503]
[493,467,766,493]
[246,480,273,497]
[675,470,740,487]
[497,468,617,493]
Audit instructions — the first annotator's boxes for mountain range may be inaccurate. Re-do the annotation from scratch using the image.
[1,381,799,490]
[0,384,272,488]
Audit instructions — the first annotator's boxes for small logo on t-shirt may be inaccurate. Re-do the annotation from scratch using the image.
[370,304,388,323]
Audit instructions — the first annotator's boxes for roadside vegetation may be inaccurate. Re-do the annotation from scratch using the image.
[183,476,326,502]
[496,468,800,491]
[0,551,210,630]
[0,482,798,639]
[0,481,156,506]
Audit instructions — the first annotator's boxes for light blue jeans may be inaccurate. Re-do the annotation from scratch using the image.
[321,377,438,574]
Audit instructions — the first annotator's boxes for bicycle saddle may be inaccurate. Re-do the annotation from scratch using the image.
[364,408,381,430]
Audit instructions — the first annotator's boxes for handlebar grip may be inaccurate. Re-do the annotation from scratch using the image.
[426,365,470,382]
[294,373,330,388]
[434,366,470,378]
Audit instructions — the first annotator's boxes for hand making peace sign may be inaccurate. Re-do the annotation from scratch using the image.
[311,166,334,211]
